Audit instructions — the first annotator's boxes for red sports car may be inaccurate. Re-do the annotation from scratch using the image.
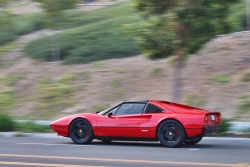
[50,100,222,147]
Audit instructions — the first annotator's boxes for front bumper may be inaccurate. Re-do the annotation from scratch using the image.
[202,124,221,135]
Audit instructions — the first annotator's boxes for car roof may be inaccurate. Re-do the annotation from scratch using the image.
[123,100,149,103]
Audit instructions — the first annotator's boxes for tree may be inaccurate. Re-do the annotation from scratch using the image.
[134,0,240,102]
[32,0,79,61]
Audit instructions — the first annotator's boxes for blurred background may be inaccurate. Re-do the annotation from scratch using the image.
[0,0,249,132]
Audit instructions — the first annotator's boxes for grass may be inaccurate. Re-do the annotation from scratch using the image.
[110,79,122,88]
[152,67,163,75]
[0,73,24,86]
[91,105,106,112]
[209,75,230,83]
[0,89,19,112]
[184,95,206,107]
[236,95,250,120]
[92,62,104,67]
[0,41,24,55]
[35,76,79,119]
[242,73,250,82]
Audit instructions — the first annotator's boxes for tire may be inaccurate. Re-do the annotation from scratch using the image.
[184,136,203,145]
[69,118,94,144]
[157,120,186,147]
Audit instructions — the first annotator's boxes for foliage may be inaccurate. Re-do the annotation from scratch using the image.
[0,12,45,46]
[217,119,231,134]
[209,75,230,83]
[33,0,79,28]
[0,113,16,131]
[16,121,50,133]
[242,73,250,82]
[238,95,250,114]
[133,0,240,59]
[25,14,141,64]
[227,0,246,31]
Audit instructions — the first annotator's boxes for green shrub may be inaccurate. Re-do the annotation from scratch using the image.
[16,121,50,133]
[217,119,231,134]
[0,12,45,46]
[237,95,250,114]
[209,75,230,83]
[24,3,141,64]
[0,113,16,131]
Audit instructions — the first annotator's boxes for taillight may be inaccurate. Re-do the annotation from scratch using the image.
[218,114,222,122]
[204,115,209,122]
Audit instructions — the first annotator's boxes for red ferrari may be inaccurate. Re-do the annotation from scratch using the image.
[50,100,222,147]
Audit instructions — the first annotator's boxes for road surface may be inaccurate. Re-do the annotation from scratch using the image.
[0,136,249,167]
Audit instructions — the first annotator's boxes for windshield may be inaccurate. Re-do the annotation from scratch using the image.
[97,102,122,115]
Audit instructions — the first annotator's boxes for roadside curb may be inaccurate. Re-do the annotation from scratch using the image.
[0,132,59,138]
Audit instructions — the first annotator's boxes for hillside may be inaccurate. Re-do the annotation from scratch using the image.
[0,30,249,121]
[0,0,249,121]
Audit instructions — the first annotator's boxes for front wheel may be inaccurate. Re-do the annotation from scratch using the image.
[157,120,186,147]
[69,118,94,144]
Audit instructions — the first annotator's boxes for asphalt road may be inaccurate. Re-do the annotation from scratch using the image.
[0,136,250,167]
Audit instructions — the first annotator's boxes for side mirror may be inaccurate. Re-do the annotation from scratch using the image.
[108,112,113,118]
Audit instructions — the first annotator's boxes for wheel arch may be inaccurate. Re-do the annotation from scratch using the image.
[155,118,188,140]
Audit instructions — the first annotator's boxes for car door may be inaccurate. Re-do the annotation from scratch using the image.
[95,102,146,137]
[136,103,165,138]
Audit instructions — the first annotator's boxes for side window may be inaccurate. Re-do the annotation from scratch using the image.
[114,103,145,116]
[145,103,164,113]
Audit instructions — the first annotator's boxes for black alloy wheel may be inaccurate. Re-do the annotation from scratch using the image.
[157,120,186,147]
[184,136,203,145]
[69,118,93,144]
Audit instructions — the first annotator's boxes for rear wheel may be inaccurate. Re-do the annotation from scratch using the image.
[69,119,93,144]
[184,136,203,145]
[157,120,185,147]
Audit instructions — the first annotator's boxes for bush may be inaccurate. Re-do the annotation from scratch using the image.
[25,16,141,64]
[0,12,45,46]
[24,2,141,64]
[16,121,50,133]
[217,119,231,134]
[0,113,16,131]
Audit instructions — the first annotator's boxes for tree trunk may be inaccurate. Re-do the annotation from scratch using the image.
[51,35,61,61]
[172,51,183,103]
[50,17,61,62]
[247,0,250,30]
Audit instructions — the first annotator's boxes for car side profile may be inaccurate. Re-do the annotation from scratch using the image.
[50,100,222,147]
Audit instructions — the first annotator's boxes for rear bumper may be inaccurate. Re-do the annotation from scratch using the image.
[202,124,221,135]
